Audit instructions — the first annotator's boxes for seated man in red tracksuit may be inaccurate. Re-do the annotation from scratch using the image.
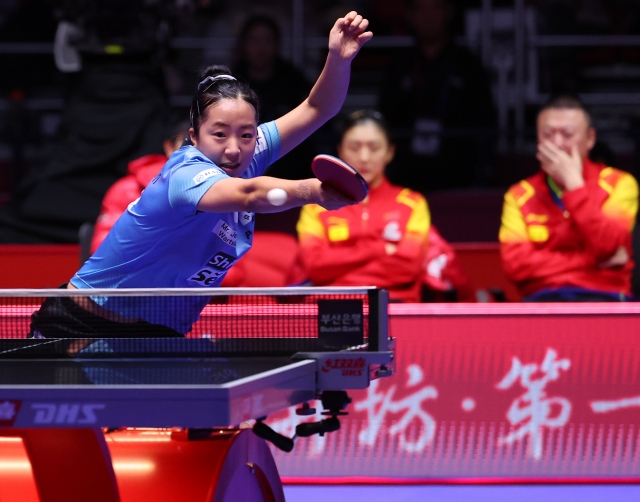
[499,94,639,301]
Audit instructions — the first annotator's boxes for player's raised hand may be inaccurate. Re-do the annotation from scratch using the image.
[328,11,373,61]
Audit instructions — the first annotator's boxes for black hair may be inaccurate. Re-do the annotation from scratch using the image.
[238,14,282,47]
[538,93,592,126]
[340,109,394,144]
[190,65,260,137]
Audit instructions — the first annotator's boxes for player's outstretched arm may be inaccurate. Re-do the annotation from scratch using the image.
[196,177,357,213]
[275,11,372,158]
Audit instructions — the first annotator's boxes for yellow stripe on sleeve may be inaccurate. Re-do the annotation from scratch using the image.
[296,204,327,240]
[514,180,536,207]
[598,167,615,194]
[405,194,430,237]
[499,190,529,243]
[396,189,418,209]
[602,172,639,231]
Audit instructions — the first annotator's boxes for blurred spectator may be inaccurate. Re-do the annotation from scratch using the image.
[499,94,639,302]
[230,13,317,236]
[0,0,58,95]
[377,0,497,193]
[0,0,59,190]
[538,1,640,94]
[89,119,190,255]
[296,109,430,303]
[0,0,174,243]
[231,14,315,181]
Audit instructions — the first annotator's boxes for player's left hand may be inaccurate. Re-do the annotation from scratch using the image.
[328,11,373,61]
[537,141,585,191]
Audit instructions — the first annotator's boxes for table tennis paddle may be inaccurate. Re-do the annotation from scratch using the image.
[311,154,369,202]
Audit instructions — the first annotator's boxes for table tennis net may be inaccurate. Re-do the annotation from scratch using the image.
[0,287,387,358]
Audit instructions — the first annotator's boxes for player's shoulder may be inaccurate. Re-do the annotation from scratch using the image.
[177,145,209,165]
[163,145,206,174]
[256,121,279,150]
[169,146,227,180]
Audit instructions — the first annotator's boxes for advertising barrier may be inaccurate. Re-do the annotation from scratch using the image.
[270,303,640,481]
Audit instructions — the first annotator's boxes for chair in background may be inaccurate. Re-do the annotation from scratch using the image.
[78,222,94,266]
[221,231,300,288]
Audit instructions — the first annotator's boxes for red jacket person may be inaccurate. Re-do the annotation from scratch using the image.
[499,95,638,301]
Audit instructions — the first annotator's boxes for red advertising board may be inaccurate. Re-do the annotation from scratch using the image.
[269,303,640,481]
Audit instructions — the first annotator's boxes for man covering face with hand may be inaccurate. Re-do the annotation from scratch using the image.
[499,95,639,301]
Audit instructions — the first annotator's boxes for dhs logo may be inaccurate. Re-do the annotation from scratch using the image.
[31,403,105,425]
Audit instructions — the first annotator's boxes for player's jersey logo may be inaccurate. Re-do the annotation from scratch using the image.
[206,251,236,271]
[240,212,254,226]
[213,220,237,247]
[189,251,237,286]
[193,168,224,185]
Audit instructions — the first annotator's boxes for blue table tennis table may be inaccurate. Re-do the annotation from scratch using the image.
[0,287,394,502]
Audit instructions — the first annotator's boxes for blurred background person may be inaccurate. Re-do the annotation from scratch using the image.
[88,118,190,256]
[0,0,59,189]
[377,0,497,194]
[499,94,638,302]
[231,14,315,181]
[0,0,176,243]
[231,13,316,237]
[296,109,430,303]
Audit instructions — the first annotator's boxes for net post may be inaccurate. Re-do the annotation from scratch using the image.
[367,289,389,352]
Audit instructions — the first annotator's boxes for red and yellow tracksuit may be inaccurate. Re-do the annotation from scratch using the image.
[499,159,638,297]
[296,177,430,302]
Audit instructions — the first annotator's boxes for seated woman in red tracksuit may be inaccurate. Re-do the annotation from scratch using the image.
[295,110,432,303]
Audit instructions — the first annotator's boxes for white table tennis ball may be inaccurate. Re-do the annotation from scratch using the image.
[267,188,288,206]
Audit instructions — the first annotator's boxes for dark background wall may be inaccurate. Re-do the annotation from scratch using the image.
[0,0,639,242]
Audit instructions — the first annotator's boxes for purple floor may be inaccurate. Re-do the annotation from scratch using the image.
[283,484,640,502]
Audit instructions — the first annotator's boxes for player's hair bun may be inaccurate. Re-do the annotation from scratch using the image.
[199,65,233,81]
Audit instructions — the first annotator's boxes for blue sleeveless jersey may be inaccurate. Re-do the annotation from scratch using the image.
[71,121,281,333]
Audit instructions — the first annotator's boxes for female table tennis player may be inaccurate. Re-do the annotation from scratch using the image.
[295,109,431,303]
[29,12,372,338]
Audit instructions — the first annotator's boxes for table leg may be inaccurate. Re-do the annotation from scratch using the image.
[0,428,120,502]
